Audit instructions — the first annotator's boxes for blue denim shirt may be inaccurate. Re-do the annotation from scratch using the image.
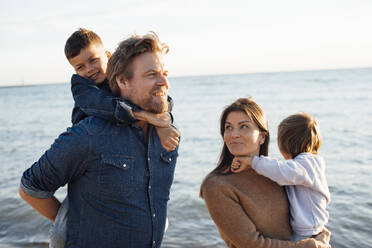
[70,74,174,125]
[20,117,179,248]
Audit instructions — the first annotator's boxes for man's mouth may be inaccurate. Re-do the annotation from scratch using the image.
[152,91,167,98]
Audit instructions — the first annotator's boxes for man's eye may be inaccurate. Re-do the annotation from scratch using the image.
[163,71,168,77]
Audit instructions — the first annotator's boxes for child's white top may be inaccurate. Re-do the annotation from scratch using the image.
[252,153,330,236]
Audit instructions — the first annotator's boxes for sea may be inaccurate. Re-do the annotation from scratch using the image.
[0,68,371,248]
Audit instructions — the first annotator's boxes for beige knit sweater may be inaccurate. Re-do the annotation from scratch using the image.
[201,170,318,248]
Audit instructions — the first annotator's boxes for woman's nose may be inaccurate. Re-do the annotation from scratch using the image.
[231,129,240,138]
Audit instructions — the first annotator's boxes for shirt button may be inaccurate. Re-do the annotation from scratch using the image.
[153,213,156,218]
[148,157,150,161]
[153,241,156,245]
[168,157,172,162]
[149,185,151,190]
[122,164,127,168]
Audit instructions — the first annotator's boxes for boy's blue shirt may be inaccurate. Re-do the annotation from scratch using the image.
[70,74,174,125]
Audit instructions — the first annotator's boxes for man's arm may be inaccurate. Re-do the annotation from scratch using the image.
[19,124,89,220]
[18,187,60,222]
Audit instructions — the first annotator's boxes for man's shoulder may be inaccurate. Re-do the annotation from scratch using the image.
[73,116,116,135]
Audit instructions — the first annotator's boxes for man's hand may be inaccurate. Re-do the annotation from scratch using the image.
[314,228,331,248]
[134,111,171,128]
[231,156,254,173]
[156,126,180,151]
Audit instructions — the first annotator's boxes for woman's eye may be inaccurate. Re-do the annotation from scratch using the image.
[241,125,248,128]
[225,126,232,130]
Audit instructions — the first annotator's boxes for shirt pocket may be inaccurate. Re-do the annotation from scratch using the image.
[160,149,178,190]
[99,155,135,197]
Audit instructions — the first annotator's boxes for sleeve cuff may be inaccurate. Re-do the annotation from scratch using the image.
[20,178,55,199]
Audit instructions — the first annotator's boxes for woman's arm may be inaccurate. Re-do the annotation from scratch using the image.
[201,178,323,248]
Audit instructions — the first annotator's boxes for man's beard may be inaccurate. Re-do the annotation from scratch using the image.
[127,86,168,114]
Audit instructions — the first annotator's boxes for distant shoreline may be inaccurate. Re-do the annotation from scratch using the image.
[1,66,371,88]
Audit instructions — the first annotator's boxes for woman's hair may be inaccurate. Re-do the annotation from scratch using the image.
[277,112,322,158]
[106,32,169,96]
[200,97,270,198]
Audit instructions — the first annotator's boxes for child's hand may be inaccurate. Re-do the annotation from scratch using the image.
[314,228,331,248]
[156,126,180,151]
[134,111,171,128]
[231,156,254,173]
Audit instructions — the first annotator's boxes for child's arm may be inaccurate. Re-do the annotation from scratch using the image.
[71,74,173,126]
[71,74,179,150]
[71,74,137,124]
[251,156,314,187]
[231,155,254,173]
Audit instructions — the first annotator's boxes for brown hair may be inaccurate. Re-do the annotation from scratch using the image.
[106,32,169,96]
[64,28,103,59]
[200,97,270,198]
[277,112,322,158]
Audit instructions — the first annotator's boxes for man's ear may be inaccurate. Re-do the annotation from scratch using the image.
[106,51,111,59]
[116,74,126,85]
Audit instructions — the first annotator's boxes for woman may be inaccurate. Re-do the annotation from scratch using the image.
[200,98,330,248]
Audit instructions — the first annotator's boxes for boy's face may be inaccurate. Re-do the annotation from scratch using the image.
[68,43,110,84]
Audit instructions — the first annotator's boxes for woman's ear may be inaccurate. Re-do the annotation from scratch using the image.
[259,132,265,145]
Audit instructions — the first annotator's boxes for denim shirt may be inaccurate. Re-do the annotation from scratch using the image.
[70,74,174,125]
[20,117,179,248]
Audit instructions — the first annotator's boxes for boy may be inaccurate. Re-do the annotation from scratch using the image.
[49,28,179,248]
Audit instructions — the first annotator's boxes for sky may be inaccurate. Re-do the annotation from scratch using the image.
[1,0,371,85]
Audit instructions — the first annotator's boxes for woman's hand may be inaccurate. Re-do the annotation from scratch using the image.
[231,155,254,173]
[134,111,171,128]
[314,228,331,248]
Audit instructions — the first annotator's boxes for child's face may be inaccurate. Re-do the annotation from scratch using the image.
[68,43,110,84]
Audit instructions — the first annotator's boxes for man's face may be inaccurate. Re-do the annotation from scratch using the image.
[119,52,169,113]
[68,43,110,84]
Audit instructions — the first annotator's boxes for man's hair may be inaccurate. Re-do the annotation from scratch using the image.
[278,112,322,158]
[64,28,103,59]
[106,32,169,96]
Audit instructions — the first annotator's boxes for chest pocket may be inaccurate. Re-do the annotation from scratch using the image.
[160,149,178,190]
[100,155,135,197]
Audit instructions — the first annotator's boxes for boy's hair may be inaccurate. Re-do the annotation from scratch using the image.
[278,112,322,158]
[64,28,103,59]
[106,32,169,96]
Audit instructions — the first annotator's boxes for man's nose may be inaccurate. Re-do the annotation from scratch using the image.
[157,74,169,88]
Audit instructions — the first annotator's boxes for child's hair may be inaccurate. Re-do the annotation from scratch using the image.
[277,112,322,158]
[64,28,103,59]
[106,32,169,96]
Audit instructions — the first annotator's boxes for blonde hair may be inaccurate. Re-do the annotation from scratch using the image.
[106,32,169,96]
[277,112,322,158]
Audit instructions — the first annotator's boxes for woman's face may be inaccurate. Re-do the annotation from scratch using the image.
[223,111,265,156]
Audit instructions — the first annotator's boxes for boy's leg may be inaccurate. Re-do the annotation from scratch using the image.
[49,197,68,248]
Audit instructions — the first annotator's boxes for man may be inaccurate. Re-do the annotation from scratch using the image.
[19,33,179,248]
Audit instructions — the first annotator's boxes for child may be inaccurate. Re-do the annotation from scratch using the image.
[49,28,179,248]
[231,112,330,241]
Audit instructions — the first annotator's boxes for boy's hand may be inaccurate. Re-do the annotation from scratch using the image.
[231,156,254,173]
[134,111,171,128]
[156,126,180,152]
[314,228,331,248]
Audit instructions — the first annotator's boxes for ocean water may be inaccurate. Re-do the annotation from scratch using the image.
[0,68,371,248]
